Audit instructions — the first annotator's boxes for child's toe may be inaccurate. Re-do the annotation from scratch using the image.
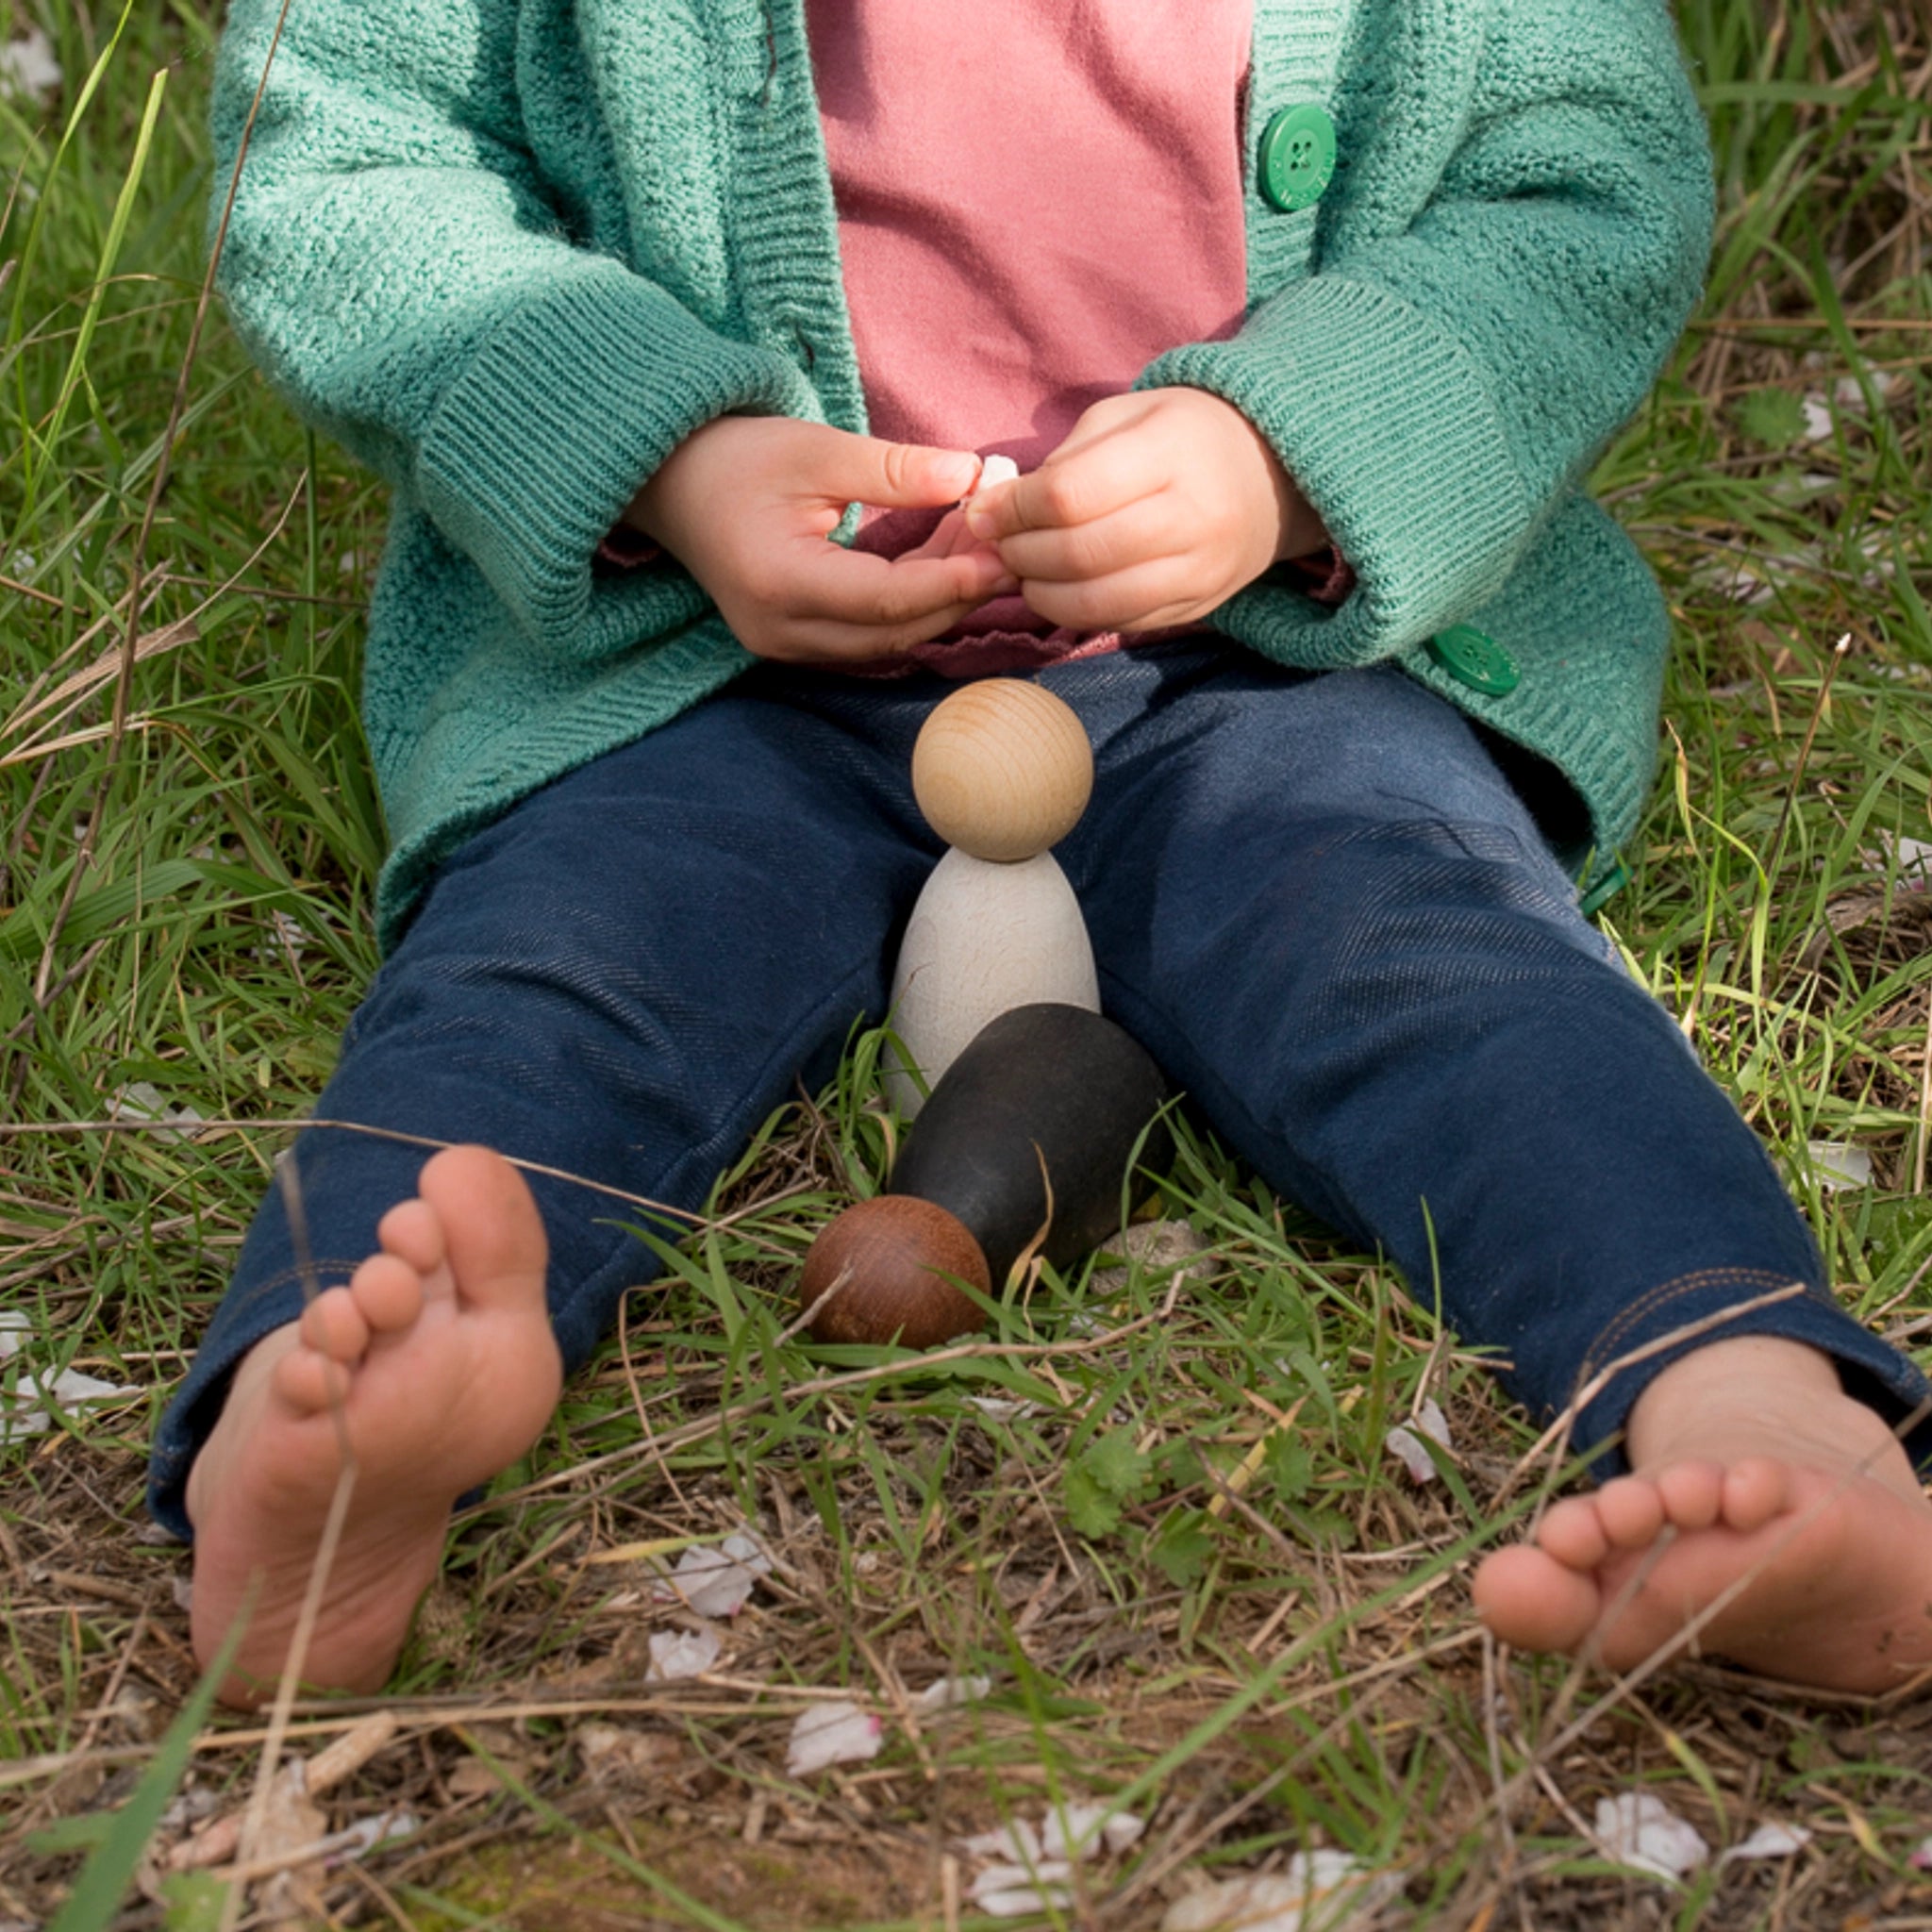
[1720,1456,1789,1532]
[1538,1495,1611,1571]
[270,1343,346,1417]
[1473,1545,1602,1652]
[421,1145,549,1310]
[1656,1459,1725,1531]
[1595,1476,1667,1549]
[376,1194,445,1276]
[300,1285,370,1362]
[350,1252,425,1334]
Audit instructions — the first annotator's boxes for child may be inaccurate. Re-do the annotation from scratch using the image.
[156,0,1932,1707]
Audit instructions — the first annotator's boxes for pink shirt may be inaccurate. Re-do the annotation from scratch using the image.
[601,6,1348,654]
[805,0,1255,672]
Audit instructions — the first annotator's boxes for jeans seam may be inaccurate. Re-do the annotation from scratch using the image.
[1578,1266,1807,1388]
[237,1258,365,1302]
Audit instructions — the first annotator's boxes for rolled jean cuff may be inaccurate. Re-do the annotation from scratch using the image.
[1569,1266,1932,1478]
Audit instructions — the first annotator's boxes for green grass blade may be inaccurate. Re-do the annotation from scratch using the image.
[45,1620,242,1932]
[38,66,169,466]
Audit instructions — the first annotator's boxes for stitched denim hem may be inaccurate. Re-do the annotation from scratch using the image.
[1569,1266,1932,1477]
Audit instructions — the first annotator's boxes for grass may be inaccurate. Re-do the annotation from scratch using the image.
[2,0,1930,1925]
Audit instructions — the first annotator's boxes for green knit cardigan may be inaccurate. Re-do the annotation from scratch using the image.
[208,0,1714,948]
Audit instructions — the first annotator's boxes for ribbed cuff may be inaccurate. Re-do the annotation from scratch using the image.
[1143,276,1535,662]
[415,269,816,654]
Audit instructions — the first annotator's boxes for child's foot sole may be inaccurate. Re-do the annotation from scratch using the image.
[1473,1362,1932,1693]
[185,1145,559,1706]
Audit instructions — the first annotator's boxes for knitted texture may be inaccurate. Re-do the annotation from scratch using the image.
[208,0,1714,945]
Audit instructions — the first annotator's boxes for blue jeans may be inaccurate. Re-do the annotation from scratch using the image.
[147,646,1932,1535]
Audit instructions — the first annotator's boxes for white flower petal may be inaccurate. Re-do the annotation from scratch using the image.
[1041,1802,1108,1861]
[326,1809,419,1862]
[0,29,62,100]
[1,1324,141,1442]
[49,1367,136,1405]
[1805,1141,1873,1191]
[913,1674,992,1713]
[1722,1823,1810,1862]
[974,1883,1075,1918]
[1040,1800,1144,1862]
[109,1081,166,1123]
[107,1083,203,1142]
[1161,1852,1395,1932]
[973,1860,1076,1891]
[1384,1397,1452,1480]
[654,1529,773,1617]
[257,909,308,964]
[1831,373,1896,408]
[785,1700,882,1776]
[971,1863,1076,1916]
[719,1530,770,1567]
[958,1821,1043,1866]
[645,1624,723,1682]
[1384,1425,1438,1483]
[966,1395,1039,1422]
[1594,1792,1709,1881]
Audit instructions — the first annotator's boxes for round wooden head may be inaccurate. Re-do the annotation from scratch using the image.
[799,1195,991,1347]
[911,681,1093,862]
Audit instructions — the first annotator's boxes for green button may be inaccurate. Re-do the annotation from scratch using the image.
[1577,858,1631,920]
[1258,104,1337,213]
[1428,624,1520,696]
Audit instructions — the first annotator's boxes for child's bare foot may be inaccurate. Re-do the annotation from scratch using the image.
[185,1145,559,1707]
[1472,1336,1932,1692]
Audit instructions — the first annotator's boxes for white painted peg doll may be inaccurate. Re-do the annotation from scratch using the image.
[885,676,1099,1115]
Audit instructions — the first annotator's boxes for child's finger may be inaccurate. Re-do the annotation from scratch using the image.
[1019,556,1207,634]
[788,540,1010,627]
[901,505,993,563]
[818,433,983,511]
[964,437,1162,542]
[749,587,1007,664]
[991,493,1183,586]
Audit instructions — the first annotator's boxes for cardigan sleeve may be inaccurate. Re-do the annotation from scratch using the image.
[208,0,818,656]
[1142,0,1715,666]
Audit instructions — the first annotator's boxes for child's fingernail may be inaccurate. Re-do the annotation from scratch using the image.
[991,574,1021,596]
[965,502,994,538]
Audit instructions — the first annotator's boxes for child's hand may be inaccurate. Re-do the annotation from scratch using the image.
[962,389,1327,632]
[625,417,1013,663]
